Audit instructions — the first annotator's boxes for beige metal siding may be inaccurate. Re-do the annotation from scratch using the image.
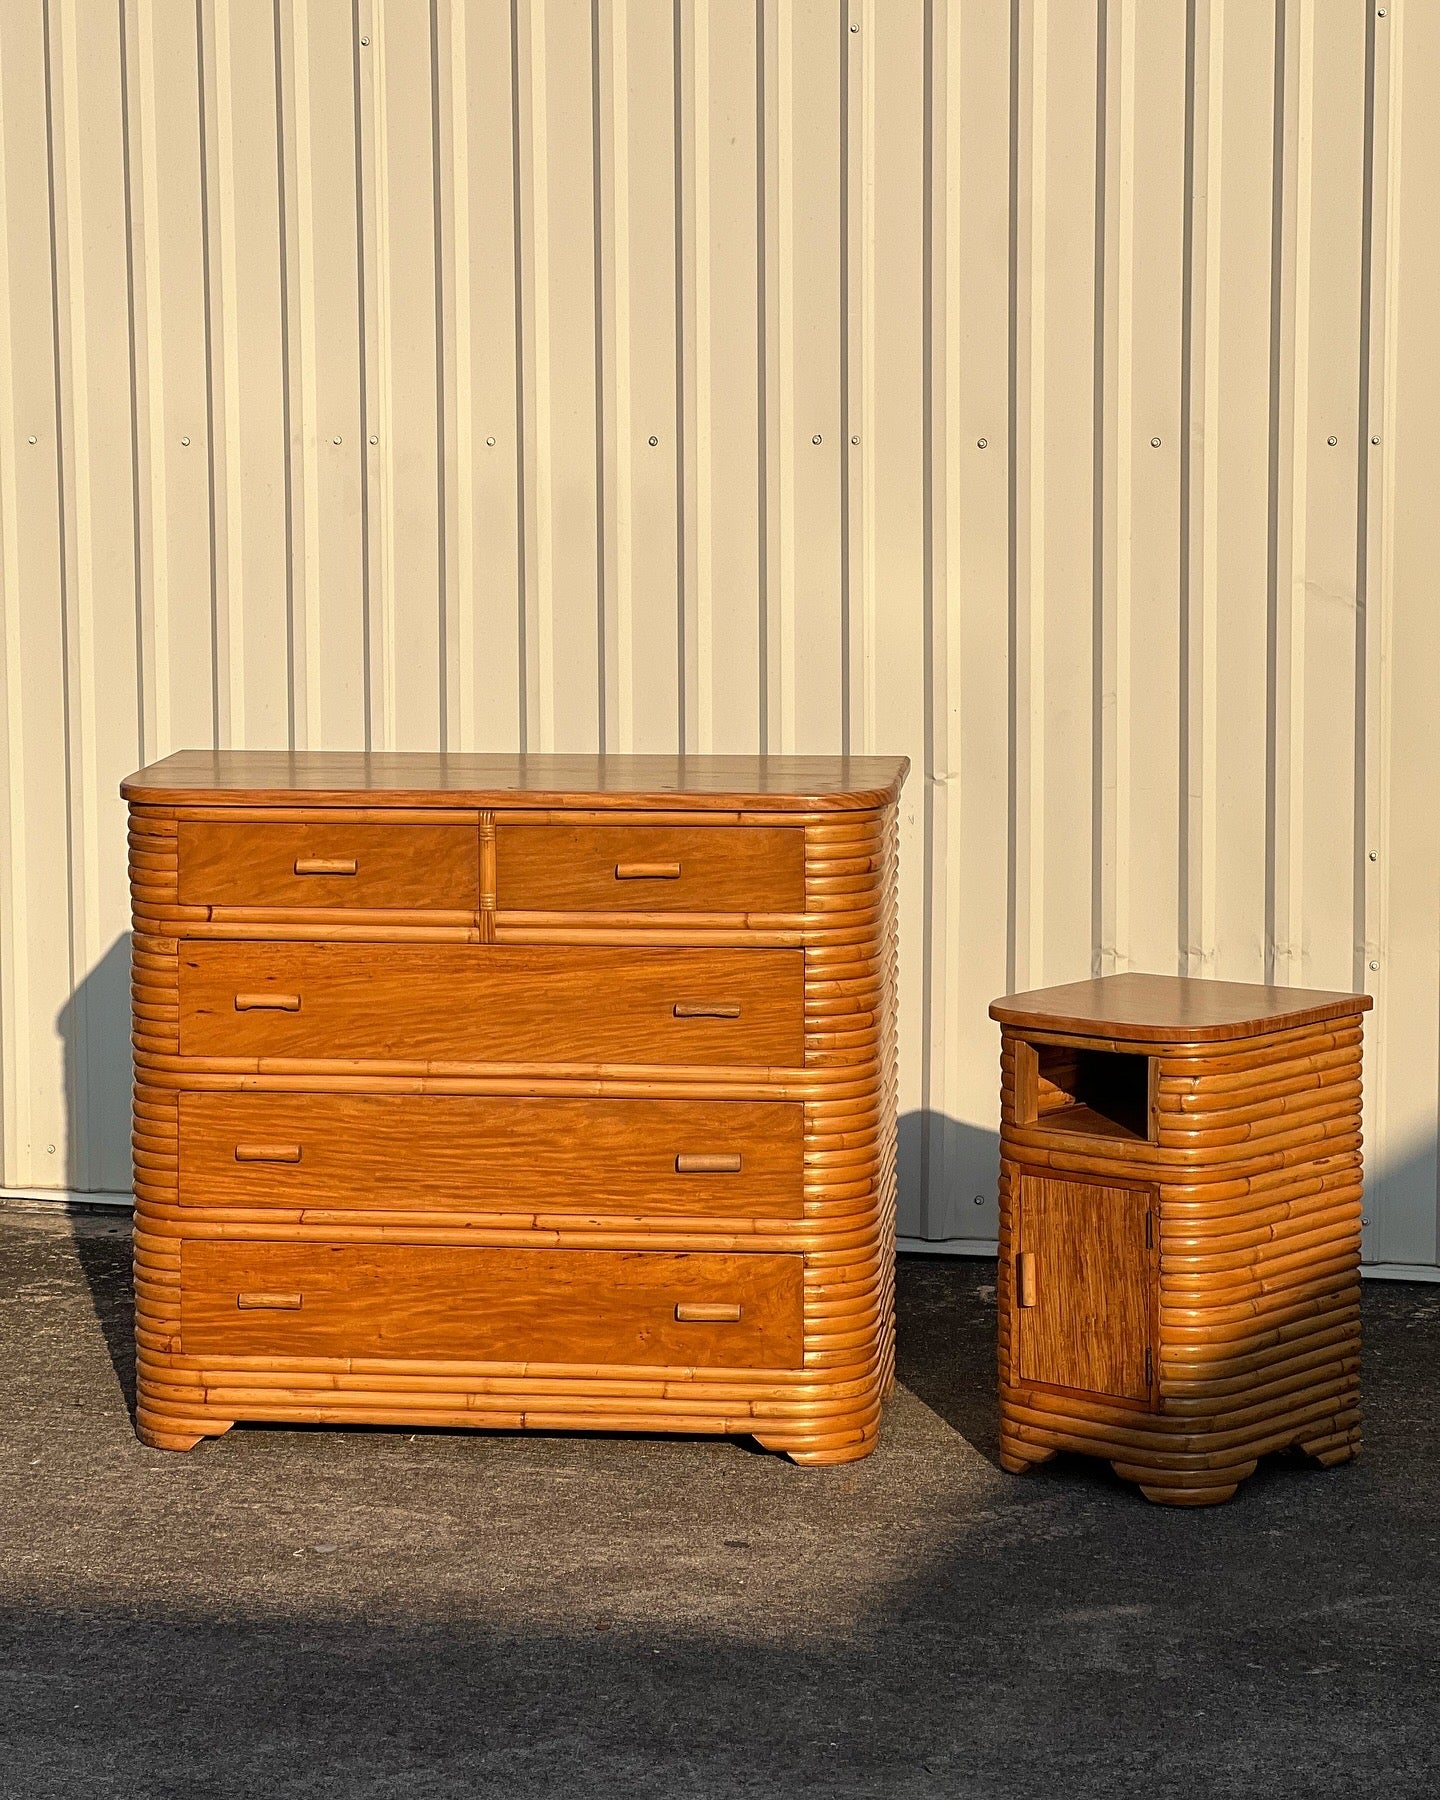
[1,1,1436,1267]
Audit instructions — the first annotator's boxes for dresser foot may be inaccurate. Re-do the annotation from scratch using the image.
[782,1443,878,1466]
[136,1421,233,1453]
[754,1429,879,1466]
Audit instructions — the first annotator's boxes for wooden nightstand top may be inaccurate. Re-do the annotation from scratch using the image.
[122,750,909,813]
[990,970,1373,1043]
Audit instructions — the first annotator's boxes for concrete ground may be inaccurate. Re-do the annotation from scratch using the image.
[2,1205,1438,1799]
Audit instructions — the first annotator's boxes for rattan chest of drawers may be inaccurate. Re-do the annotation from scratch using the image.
[123,751,906,1465]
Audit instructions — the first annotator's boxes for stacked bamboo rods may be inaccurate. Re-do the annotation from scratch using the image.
[130,794,901,1463]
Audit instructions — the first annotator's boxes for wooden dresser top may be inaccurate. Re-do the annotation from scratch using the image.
[123,750,909,813]
[990,971,1372,1043]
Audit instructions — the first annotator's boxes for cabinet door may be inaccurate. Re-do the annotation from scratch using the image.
[1014,1176,1157,1403]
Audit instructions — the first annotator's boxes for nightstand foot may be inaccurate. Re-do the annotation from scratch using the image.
[1129,1459,1256,1506]
[1298,1424,1362,1468]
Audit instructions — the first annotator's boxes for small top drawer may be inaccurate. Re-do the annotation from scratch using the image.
[177,820,479,912]
[495,823,804,913]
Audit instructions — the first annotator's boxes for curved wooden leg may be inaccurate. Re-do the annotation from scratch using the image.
[136,1420,234,1453]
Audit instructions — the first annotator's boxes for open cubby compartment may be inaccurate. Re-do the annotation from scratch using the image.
[1015,1038,1155,1143]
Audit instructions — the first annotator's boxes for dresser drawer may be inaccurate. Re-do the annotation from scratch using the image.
[180,1241,804,1368]
[179,1093,804,1217]
[178,942,804,1066]
[177,820,479,911]
[495,823,804,913]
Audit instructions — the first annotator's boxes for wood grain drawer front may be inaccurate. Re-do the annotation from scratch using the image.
[177,820,479,911]
[181,1242,805,1368]
[495,823,804,913]
[179,942,803,1066]
[179,1093,804,1217]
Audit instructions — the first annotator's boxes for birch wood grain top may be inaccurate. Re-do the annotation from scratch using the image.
[124,749,909,812]
[991,971,1372,1042]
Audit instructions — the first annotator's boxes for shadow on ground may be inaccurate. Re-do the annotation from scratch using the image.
[2,1208,1439,1799]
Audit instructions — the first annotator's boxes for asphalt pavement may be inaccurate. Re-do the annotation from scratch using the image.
[3,1202,1437,1799]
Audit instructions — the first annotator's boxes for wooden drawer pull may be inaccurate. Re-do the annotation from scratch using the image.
[294,857,357,876]
[237,1291,303,1310]
[675,1153,742,1174]
[1017,1250,1037,1309]
[234,1143,302,1164]
[675,1302,743,1323]
[615,861,682,880]
[234,992,301,1012]
[672,1001,741,1019]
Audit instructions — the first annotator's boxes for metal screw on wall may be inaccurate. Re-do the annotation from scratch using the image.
[1370,961,1380,971]
[181,436,190,446]
[648,435,658,446]
[977,438,988,449]
[1151,436,1162,447]
[812,434,822,445]
[1328,436,1338,446]
[487,436,496,447]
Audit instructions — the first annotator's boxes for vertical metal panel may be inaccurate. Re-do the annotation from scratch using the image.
[0,0,72,1197]
[2,1,1437,1271]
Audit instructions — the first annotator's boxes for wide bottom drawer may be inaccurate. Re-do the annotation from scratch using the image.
[180,1242,805,1369]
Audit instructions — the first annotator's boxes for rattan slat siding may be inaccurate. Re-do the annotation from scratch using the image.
[1,2,1436,1267]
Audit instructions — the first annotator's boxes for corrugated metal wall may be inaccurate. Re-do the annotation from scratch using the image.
[2,1,1438,1269]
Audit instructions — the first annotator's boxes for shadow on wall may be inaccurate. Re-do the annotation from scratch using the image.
[57,933,136,1420]
[54,932,133,1197]
[897,1111,1000,1244]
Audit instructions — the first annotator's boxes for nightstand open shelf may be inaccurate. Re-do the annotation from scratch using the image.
[1014,1039,1154,1143]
